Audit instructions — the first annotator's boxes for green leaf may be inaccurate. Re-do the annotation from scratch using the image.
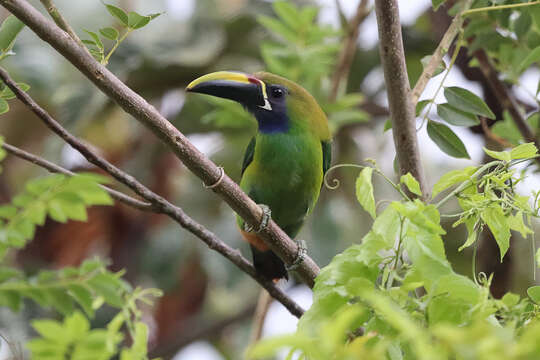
[87,273,124,307]
[507,211,533,238]
[83,30,103,50]
[105,4,129,26]
[257,15,297,43]
[383,118,392,132]
[0,205,16,218]
[444,87,495,119]
[99,27,119,40]
[519,45,540,72]
[527,286,540,303]
[48,199,68,223]
[81,39,96,46]
[355,167,376,219]
[458,217,478,251]
[32,319,67,342]
[400,173,422,196]
[416,99,430,116]
[481,204,510,260]
[501,292,520,307]
[437,103,480,127]
[514,12,532,39]
[127,12,151,29]
[432,0,447,11]
[0,15,25,52]
[68,285,94,317]
[273,1,300,30]
[432,166,477,197]
[483,147,511,162]
[427,121,470,159]
[0,82,30,100]
[0,98,9,115]
[510,142,538,159]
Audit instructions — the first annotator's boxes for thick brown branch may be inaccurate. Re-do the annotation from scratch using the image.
[329,0,370,102]
[374,0,427,198]
[411,0,474,105]
[2,142,153,211]
[0,0,320,287]
[474,50,540,164]
[0,70,304,318]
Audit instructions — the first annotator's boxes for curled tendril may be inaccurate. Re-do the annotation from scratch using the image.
[323,164,366,190]
[477,272,489,286]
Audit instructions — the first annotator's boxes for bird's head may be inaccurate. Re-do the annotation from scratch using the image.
[187,71,329,137]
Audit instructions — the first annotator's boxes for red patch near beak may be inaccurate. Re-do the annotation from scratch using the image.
[247,76,261,85]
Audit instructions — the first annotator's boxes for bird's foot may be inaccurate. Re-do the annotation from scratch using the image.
[244,204,271,233]
[286,240,307,272]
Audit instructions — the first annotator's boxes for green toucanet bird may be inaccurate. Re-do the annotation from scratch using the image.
[186,71,331,280]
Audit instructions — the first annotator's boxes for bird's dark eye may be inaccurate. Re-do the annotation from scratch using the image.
[271,86,284,98]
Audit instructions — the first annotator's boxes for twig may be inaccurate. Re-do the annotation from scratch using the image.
[374,0,428,199]
[462,1,540,16]
[38,0,87,52]
[329,0,370,102]
[0,0,320,288]
[0,70,304,318]
[249,289,273,345]
[474,49,540,166]
[411,0,474,105]
[1,142,153,211]
[479,117,513,148]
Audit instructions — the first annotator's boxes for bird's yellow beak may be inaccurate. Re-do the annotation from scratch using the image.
[187,71,272,110]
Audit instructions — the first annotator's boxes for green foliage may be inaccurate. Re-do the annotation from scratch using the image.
[0,169,161,359]
[427,120,470,159]
[27,286,160,360]
[0,173,113,258]
[0,15,24,60]
[250,144,540,360]
[355,167,376,219]
[83,3,161,64]
[203,1,368,133]
[400,173,422,197]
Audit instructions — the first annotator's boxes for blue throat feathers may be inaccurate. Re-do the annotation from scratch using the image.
[250,104,290,134]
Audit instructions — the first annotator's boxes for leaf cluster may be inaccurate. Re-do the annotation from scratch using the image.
[83,3,161,65]
[250,144,540,360]
[202,1,368,133]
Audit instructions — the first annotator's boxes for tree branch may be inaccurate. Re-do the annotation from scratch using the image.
[329,0,370,102]
[411,0,474,105]
[0,0,320,287]
[1,142,153,210]
[374,0,428,198]
[38,0,87,52]
[474,49,540,165]
[0,70,304,318]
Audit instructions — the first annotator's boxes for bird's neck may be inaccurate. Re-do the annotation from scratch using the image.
[251,107,290,134]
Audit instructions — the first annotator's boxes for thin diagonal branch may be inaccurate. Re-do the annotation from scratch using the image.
[0,70,304,319]
[38,0,87,52]
[1,142,153,211]
[411,0,474,105]
[329,0,370,102]
[474,50,540,166]
[0,0,320,287]
[374,0,428,199]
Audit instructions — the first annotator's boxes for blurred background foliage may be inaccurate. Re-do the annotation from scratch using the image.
[0,0,539,358]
